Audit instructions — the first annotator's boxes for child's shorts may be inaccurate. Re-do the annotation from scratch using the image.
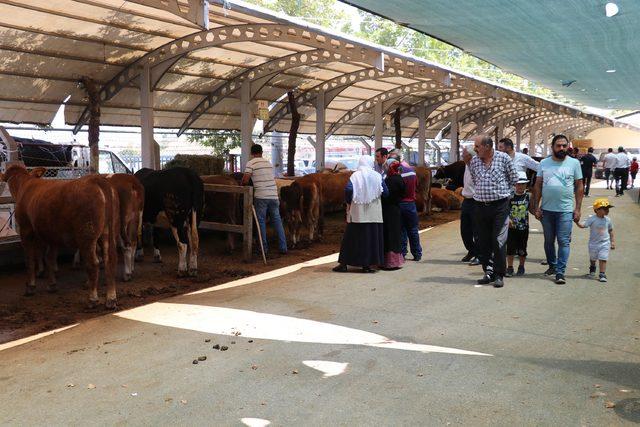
[589,244,610,261]
[507,228,529,257]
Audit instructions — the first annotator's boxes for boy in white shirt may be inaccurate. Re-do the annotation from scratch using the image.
[574,198,616,282]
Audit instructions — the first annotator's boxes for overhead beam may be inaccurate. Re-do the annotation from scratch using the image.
[127,0,210,28]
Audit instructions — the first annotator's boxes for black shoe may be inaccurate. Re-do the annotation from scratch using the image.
[362,266,378,273]
[505,266,514,277]
[541,260,548,265]
[544,267,556,276]
[332,264,347,273]
[588,265,596,278]
[468,257,480,266]
[516,266,525,276]
[413,256,422,262]
[555,274,566,285]
[461,253,473,263]
[493,277,504,288]
[599,273,607,283]
[477,274,495,285]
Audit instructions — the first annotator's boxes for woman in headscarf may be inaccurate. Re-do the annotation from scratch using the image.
[333,155,389,273]
[381,159,406,270]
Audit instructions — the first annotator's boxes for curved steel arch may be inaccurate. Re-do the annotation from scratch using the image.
[178,48,367,135]
[459,106,549,140]
[263,58,504,134]
[509,116,583,137]
[73,23,379,132]
[423,97,508,130]
[325,81,443,137]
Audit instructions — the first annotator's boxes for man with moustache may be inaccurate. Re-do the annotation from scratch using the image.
[532,134,584,285]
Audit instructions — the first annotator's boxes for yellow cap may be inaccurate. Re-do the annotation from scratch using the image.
[593,198,613,210]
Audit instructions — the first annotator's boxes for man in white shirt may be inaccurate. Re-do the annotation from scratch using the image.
[460,146,479,265]
[497,138,540,174]
[242,144,287,255]
[603,148,617,189]
[613,146,631,196]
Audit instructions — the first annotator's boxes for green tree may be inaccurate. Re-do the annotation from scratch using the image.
[187,130,241,157]
[245,0,352,31]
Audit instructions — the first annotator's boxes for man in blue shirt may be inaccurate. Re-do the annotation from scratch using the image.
[532,134,584,285]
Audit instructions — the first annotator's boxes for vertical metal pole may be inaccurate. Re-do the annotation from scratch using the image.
[449,112,459,162]
[541,129,549,157]
[374,102,383,150]
[528,126,538,154]
[240,81,252,171]
[140,64,155,169]
[497,118,505,142]
[515,124,522,152]
[418,103,426,166]
[315,90,326,171]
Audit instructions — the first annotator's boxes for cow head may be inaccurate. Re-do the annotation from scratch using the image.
[433,167,446,180]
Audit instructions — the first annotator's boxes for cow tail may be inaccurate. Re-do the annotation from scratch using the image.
[193,175,204,226]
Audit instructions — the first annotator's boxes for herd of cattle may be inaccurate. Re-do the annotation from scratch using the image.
[0,161,466,309]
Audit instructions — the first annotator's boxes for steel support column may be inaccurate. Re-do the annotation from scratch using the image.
[417,103,426,166]
[140,64,157,170]
[449,112,459,162]
[240,80,253,170]
[528,126,538,154]
[315,90,326,171]
[497,118,505,141]
[374,102,383,149]
[515,124,523,152]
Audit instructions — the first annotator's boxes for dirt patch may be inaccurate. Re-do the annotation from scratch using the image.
[0,210,459,343]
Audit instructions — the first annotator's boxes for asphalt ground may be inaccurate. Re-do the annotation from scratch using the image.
[1,187,639,426]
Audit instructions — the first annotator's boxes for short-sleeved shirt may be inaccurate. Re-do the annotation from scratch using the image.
[579,153,598,177]
[584,215,612,247]
[244,157,278,200]
[470,151,518,202]
[603,153,617,169]
[615,152,630,169]
[512,152,539,174]
[509,192,530,230]
[539,156,583,212]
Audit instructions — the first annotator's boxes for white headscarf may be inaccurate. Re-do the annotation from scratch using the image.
[350,155,383,204]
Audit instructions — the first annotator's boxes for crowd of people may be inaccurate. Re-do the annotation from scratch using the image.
[243,136,622,287]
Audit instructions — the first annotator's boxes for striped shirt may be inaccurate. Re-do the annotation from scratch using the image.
[245,157,278,200]
[470,150,518,202]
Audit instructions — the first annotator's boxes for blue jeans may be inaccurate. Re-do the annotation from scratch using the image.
[254,198,287,254]
[400,201,422,260]
[541,210,573,275]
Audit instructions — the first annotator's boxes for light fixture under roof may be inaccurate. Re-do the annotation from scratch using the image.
[605,2,619,17]
[606,69,616,73]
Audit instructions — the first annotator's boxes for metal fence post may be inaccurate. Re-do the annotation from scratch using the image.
[243,186,253,261]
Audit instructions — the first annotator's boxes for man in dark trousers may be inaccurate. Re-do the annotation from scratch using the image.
[389,149,422,261]
[469,135,518,288]
[460,146,479,265]
[579,147,598,197]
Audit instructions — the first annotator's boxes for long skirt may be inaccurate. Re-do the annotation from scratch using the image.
[338,222,384,267]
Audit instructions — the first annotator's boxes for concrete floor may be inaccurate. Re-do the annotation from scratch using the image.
[1,188,639,426]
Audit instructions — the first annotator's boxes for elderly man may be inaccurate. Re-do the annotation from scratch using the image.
[388,149,422,261]
[469,135,518,288]
[532,134,583,285]
[374,147,389,176]
[497,138,539,174]
[460,146,479,265]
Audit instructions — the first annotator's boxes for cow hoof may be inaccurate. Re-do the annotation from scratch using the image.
[188,269,198,277]
[87,299,99,309]
[47,284,58,293]
[177,270,189,278]
[105,299,117,310]
[122,274,132,282]
[153,256,163,264]
[36,270,46,279]
[24,287,36,297]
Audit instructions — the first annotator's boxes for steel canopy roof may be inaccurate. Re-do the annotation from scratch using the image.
[341,0,640,110]
[0,0,635,142]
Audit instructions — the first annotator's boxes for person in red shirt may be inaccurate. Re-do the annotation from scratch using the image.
[629,157,638,189]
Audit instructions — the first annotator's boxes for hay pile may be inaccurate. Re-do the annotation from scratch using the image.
[163,154,225,176]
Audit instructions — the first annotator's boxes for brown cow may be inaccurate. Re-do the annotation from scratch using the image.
[106,174,144,281]
[1,165,119,308]
[201,174,240,253]
[280,176,321,247]
[414,166,432,215]
[430,187,462,211]
[315,172,352,213]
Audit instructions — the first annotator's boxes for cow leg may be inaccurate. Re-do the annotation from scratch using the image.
[46,247,58,293]
[102,235,118,309]
[152,226,162,263]
[22,239,38,296]
[36,251,46,278]
[187,210,199,277]
[81,242,100,307]
[120,235,133,282]
[72,250,82,269]
[170,225,188,277]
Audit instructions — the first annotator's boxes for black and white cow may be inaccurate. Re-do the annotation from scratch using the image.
[134,167,204,277]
